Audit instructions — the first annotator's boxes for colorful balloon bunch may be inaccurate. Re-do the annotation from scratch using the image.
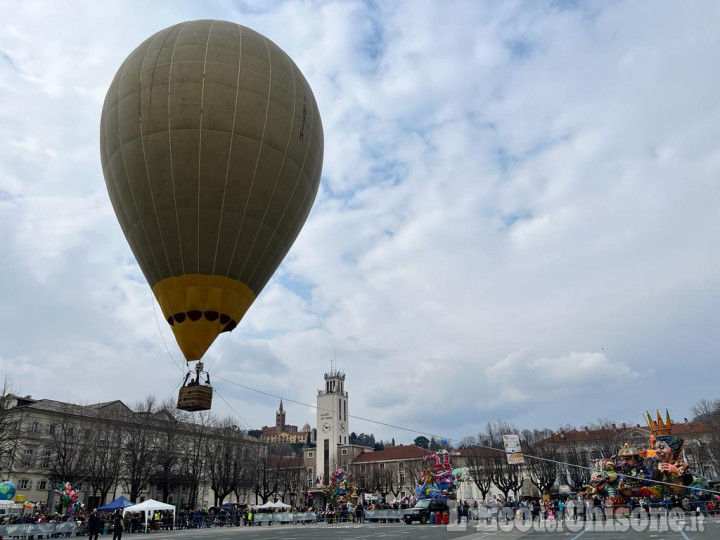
[325,467,355,506]
[55,482,82,513]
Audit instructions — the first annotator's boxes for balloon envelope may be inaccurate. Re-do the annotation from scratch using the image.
[100,20,323,361]
[0,481,16,500]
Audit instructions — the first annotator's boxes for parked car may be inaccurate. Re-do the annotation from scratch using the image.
[403,498,449,524]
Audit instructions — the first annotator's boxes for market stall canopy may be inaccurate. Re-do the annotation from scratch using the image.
[272,501,291,508]
[97,495,135,511]
[123,499,175,514]
[123,499,176,529]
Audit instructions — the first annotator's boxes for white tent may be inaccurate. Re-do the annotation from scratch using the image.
[272,501,291,509]
[123,499,175,529]
[255,501,274,509]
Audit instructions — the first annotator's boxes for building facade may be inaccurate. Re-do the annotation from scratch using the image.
[259,400,312,444]
[0,394,260,511]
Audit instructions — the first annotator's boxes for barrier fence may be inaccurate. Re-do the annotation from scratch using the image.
[0,521,80,538]
[252,511,316,524]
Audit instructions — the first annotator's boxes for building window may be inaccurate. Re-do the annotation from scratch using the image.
[307,452,313,458]
[30,422,39,432]
[23,448,35,466]
[41,450,51,467]
[399,473,405,484]
[48,424,56,435]
[38,480,47,490]
[341,449,348,455]
[18,479,30,489]
[67,427,74,437]
[380,463,385,470]
[339,436,342,444]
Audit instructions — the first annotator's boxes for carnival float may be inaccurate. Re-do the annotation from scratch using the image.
[585,410,712,509]
[414,450,462,500]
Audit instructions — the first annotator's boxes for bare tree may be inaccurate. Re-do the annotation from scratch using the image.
[86,410,124,506]
[121,397,159,502]
[563,445,591,492]
[489,456,524,501]
[585,419,622,460]
[373,465,396,502]
[206,418,244,506]
[181,411,212,508]
[46,405,91,487]
[461,447,496,501]
[691,398,720,478]
[153,406,185,503]
[248,444,285,504]
[521,429,558,496]
[0,377,19,472]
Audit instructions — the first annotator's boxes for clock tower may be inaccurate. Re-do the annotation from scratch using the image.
[316,368,348,484]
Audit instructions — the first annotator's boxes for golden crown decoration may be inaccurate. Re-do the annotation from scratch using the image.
[645,409,673,436]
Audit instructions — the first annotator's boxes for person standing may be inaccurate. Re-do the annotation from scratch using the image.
[112,508,125,540]
[88,509,102,540]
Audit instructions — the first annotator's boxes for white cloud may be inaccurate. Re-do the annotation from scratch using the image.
[1,0,719,444]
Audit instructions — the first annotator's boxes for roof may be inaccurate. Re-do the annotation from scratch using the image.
[544,421,710,444]
[352,445,431,464]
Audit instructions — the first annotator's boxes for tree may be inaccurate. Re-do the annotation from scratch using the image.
[691,398,720,479]
[46,404,91,487]
[489,456,524,501]
[181,411,212,508]
[249,444,284,504]
[522,439,558,495]
[368,465,394,502]
[461,446,495,501]
[153,405,185,503]
[563,445,591,492]
[86,409,124,506]
[206,417,244,506]
[355,433,375,447]
[121,397,159,502]
[0,377,19,472]
[429,437,439,451]
[414,436,430,449]
[373,441,385,451]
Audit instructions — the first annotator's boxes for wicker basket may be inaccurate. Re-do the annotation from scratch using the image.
[177,384,213,411]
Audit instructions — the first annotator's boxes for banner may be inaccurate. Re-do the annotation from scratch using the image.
[502,434,524,464]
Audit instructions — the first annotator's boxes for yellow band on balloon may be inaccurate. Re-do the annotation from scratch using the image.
[152,274,256,362]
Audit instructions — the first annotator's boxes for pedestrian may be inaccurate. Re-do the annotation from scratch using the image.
[112,508,125,540]
[88,508,102,540]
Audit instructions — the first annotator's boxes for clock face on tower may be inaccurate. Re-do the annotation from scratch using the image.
[322,421,332,433]
[340,422,346,433]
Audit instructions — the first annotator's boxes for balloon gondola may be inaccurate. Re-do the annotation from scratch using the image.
[177,361,213,412]
[100,19,324,411]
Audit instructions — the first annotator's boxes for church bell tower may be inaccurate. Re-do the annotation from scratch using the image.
[316,369,348,484]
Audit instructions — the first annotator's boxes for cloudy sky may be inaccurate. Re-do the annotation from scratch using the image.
[1,0,719,444]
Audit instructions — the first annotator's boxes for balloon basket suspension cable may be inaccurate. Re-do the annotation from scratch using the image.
[177,361,213,412]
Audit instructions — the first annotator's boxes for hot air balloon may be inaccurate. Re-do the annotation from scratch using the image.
[100,20,323,411]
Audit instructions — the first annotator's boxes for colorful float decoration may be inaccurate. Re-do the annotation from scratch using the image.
[324,467,356,507]
[414,450,458,499]
[585,410,710,506]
